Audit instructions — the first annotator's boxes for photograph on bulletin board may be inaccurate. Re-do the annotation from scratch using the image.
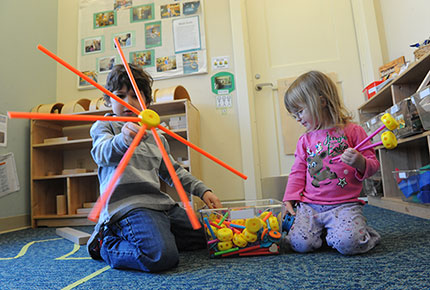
[82,36,105,55]
[97,56,117,74]
[93,10,117,29]
[130,3,154,22]
[77,0,207,89]
[130,49,154,68]
[145,21,162,48]
[111,31,135,49]
[78,70,98,90]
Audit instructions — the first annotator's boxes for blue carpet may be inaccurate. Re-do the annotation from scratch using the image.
[0,205,429,290]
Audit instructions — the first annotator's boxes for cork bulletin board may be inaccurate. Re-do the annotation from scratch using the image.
[77,0,207,89]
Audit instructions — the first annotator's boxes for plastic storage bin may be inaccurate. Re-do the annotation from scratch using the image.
[363,80,384,99]
[360,121,372,137]
[200,199,283,258]
[393,169,430,203]
[363,170,383,197]
[368,112,386,142]
[412,86,430,130]
[388,97,423,138]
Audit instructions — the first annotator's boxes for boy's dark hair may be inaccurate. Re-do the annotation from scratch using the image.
[104,64,153,106]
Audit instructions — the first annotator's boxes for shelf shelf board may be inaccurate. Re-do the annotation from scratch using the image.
[358,87,392,113]
[34,214,89,219]
[368,196,430,219]
[33,138,93,150]
[159,128,187,140]
[359,51,430,113]
[150,99,189,115]
[33,172,98,180]
[375,131,430,150]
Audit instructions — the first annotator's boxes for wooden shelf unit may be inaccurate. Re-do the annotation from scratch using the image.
[30,99,202,227]
[358,52,430,219]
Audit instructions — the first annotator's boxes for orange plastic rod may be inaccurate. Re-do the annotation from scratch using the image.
[114,38,147,111]
[262,211,272,222]
[88,124,147,222]
[8,112,140,123]
[157,125,248,180]
[150,127,201,229]
[37,44,140,116]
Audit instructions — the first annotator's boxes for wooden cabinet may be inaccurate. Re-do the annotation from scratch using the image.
[358,52,430,219]
[30,99,201,227]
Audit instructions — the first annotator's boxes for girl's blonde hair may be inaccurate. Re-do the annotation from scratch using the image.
[284,70,352,130]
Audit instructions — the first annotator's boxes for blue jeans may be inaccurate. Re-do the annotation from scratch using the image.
[100,205,206,272]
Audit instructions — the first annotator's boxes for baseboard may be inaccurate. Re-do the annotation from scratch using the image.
[0,215,31,234]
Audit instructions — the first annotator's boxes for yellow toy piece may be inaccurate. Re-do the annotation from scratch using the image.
[259,218,268,229]
[208,213,218,222]
[245,217,262,233]
[242,229,258,242]
[231,219,245,226]
[216,227,233,242]
[218,241,233,251]
[232,233,248,248]
[381,131,397,149]
[381,113,399,131]
[138,109,160,128]
[268,216,280,231]
[259,211,271,220]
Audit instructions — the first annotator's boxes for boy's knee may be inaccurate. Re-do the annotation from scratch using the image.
[138,244,179,272]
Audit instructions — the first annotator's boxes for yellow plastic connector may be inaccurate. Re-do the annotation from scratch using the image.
[381,131,397,149]
[138,109,160,128]
[381,113,399,131]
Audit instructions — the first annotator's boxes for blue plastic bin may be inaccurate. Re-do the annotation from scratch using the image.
[417,171,430,203]
[395,171,420,197]
[393,169,430,203]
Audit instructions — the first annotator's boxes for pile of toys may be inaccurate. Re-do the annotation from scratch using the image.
[200,199,293,258]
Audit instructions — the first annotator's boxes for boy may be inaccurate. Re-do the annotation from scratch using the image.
[87,64,221,272]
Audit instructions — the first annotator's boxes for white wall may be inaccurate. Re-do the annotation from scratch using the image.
[57,0,246,201]
[375,0,430,63]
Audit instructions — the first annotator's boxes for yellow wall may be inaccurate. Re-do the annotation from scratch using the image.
[0,0,58,221]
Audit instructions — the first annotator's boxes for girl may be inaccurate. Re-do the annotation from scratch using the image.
[283,71,381,255]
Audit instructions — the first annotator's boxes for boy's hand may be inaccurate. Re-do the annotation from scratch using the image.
[122,122,145,146]
[202,191,222,209]
[341,148,366,173]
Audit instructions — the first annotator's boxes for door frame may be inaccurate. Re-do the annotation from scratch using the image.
[229,0,383,199]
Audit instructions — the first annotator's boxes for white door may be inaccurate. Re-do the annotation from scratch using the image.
[245,0,365,179]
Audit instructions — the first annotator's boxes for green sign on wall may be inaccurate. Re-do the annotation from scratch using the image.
[211,72,235,94]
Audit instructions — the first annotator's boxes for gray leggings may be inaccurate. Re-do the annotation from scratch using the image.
[287,202,380,255]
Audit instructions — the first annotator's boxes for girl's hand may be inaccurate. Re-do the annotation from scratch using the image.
[283,201,296,216]
[202,191,222,209]
[122,122,144,146]
[341,148,366,173]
